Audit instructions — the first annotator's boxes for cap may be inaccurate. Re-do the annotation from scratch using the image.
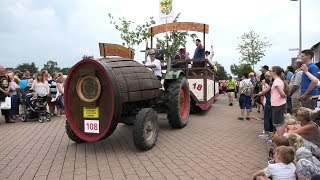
[261,65,269,71]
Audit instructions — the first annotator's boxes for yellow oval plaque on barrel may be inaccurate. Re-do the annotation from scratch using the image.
[76,76,101,103]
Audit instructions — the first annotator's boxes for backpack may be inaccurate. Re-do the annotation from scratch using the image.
[242,80,252,96]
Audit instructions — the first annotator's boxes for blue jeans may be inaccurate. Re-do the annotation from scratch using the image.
[10,95,19,116]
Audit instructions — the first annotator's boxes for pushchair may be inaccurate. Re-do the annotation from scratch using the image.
[20,89,51,123]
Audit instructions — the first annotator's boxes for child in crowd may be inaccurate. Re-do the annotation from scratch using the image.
[296,147,320,179]
[268,136,290,163]
[30,92,40,109]
[284,113,301,132]
[253,146,296,180]
[284,133,304,151]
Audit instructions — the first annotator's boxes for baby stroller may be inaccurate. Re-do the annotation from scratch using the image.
[20,89,51,123]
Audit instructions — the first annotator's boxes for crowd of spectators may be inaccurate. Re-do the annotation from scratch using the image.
[0,66,65,123]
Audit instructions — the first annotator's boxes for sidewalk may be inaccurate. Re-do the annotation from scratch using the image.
[0,94,267,180]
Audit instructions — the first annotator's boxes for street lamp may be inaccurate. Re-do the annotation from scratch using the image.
[290,0,302,54]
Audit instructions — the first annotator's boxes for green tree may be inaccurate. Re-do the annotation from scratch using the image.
[215,62,228,80]
[237,30,271,70]
[5,67,14,71]
[42,60,60,75]
[60,67,71,75]
[230,63,253,78]
[108,13,156,50]
[16,62,38,73]
[156,13,197,62]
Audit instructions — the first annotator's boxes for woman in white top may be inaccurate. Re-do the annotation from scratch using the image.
[31,73,49,104]
[8,71,20,119]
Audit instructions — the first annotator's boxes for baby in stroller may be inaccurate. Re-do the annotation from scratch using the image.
[20,90,51,123]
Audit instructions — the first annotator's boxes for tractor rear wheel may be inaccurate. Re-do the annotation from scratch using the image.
[133,108,159,151]
[65,121,86,143]
[165,77,190,128]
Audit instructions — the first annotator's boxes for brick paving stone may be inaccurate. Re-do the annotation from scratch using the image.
[0,95,267,179]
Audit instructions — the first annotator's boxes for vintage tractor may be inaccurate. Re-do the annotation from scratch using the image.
[64,44,190,150]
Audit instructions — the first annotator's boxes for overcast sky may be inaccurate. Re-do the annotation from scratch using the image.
[0,0,319,74]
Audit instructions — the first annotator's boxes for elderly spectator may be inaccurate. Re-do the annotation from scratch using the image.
[289,107,320,147]
[296,147,320,179]
[288,60,303,115]
[8,71,20,120]
[0,66,14,123]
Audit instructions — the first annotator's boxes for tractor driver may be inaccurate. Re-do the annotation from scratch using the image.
[144,49,162,80]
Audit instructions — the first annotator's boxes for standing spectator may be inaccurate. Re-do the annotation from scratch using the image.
[56,73,65,116]
[256,71,274,139]
[270,66,288,137]
[13,70,21,84]
[226,76,236,106]
[8,71,20,120]
[41,70,49,82]
[260,65,269,82]
[0,66,14,123]
[48,73,58,117]
[288,60,303,114]
[31,73,49,104]
[238,72,253,120]
[285,66,295,84]
[21,69,34,91]
[299,49,319,109]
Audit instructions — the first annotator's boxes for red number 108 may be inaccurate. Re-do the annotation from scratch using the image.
[86,123,98,130]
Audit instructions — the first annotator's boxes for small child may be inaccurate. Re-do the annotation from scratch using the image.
[284,113,301,132]
[284,133,304,151]
[268,136,290,162]
[253,146,296,180]
[30,92,40,109]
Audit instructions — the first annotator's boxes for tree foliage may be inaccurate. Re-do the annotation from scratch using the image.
[108,13,156,50]
[42,60,61,75]
[230,63,253,78]
[16,62,38,73]
[215,62,228,80]
[156,13,197,62]
[237,30,271,70]
[60,67,71,75]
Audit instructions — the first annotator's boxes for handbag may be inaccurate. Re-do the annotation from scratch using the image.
[0,96,11,110]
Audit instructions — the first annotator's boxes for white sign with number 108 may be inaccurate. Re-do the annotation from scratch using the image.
[84,120,99,133]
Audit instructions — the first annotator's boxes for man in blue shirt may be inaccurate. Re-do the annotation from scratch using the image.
[299,49,319,109]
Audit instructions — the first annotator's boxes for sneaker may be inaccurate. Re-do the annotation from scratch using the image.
[258,133,269,139]
[229,103,233,106]
[246,117,250,120]
[237,117,244,120]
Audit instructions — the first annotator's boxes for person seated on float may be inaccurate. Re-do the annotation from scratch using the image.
[144,49,162,81]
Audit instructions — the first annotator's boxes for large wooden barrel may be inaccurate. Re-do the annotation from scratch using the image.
[64,58,162,142]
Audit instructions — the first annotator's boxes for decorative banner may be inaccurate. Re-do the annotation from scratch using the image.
[99,43,135,59]
[149,22,209,35]
[159,0,174,23]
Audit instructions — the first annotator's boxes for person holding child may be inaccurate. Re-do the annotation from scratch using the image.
[289,107,320,147]
[253,146,296,180]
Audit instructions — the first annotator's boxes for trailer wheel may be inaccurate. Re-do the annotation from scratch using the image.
[165,77,190,128]
[190,98,202,114]
[133,108,158,151]
[65,121,86,143]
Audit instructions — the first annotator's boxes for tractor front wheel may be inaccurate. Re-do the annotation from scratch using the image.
[133,108,159,151]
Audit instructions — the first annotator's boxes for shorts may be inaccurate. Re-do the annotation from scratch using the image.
[226,89,235,93]
[271,104,286,126]
[239,94,252,109]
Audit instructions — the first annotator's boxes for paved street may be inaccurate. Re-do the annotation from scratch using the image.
[0,95,267,180]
